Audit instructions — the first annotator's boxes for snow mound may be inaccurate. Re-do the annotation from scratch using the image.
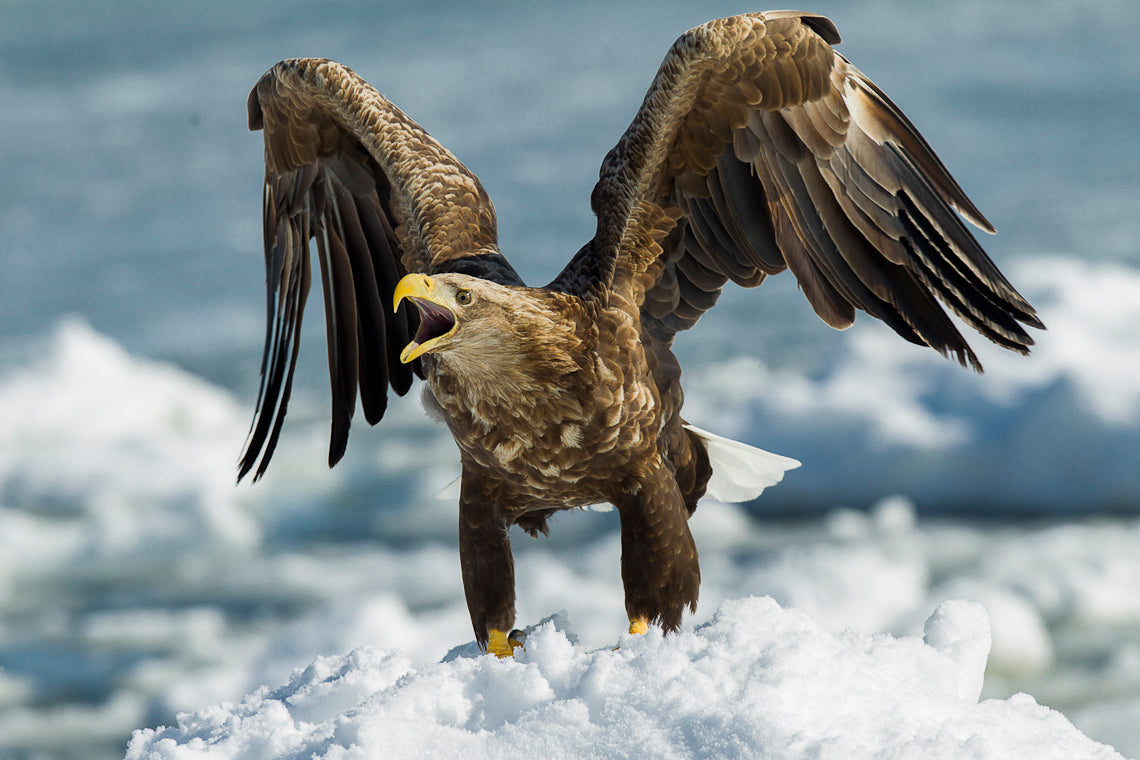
[126,597,1122,760]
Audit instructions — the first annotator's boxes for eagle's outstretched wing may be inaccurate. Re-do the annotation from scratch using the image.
[551,11,1042,367]
[240,58,520,480]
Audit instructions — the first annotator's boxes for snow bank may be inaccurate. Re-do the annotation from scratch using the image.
[126,597,1121,760]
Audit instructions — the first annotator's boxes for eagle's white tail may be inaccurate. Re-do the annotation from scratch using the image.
[684,424,800,503]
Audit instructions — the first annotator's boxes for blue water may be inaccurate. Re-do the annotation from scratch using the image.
[2,2,1139,759]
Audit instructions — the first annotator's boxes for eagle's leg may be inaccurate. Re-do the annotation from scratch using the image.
[459,476,518,657]
[614,461,700,634]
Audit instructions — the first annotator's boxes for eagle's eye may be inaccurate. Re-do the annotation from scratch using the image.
[455,289,473,306]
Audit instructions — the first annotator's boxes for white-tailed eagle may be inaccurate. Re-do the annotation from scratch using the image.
[239,11,1041,656]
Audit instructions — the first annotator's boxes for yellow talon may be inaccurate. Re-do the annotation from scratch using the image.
[487,628,525,658]
[628,616,649,636]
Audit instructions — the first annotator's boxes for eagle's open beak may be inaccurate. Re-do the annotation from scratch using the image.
[393,274,458,364]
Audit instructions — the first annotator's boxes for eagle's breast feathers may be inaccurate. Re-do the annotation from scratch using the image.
[421,277,662,508]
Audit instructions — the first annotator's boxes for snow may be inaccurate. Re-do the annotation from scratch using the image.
[125,598,1122,760]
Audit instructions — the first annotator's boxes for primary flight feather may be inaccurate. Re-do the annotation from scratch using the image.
[239,11,1041,656]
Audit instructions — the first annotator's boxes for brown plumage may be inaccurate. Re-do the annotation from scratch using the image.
[239,11,1042,654]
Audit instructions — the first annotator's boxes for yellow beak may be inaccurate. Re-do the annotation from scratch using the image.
[392,273,436,311]
[393,274,457,364]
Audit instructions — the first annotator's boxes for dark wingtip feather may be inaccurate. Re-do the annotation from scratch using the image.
[798,14,841,45]
[247,79,265,132]
[949,343,984,374]
[327,419,349,468]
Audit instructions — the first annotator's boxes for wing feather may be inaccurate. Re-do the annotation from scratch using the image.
[327,177,389,426]
[703,165,773,285]
[314,209,359,467]
[684,193,755,284]
[674,241,729,293]
[553,11,1041,374]
[242,196,313,480]
[714,150,785,274]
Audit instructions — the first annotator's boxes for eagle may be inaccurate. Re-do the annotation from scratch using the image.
[239,11,1041,657]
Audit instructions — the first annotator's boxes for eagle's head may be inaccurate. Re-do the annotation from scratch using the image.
[393,273,582,385]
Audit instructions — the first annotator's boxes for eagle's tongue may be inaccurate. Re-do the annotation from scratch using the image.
[412,298,457,343]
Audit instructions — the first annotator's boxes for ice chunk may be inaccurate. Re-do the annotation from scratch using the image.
[924,599,992,702]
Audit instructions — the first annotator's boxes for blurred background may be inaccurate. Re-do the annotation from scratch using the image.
[1,1,1138,758]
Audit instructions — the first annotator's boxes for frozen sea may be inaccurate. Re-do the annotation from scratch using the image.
[1,1,1139,758]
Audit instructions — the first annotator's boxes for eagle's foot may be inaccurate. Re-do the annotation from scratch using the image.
[628,616,649,635]
[610,616,652,651]
[487,628,526,658]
